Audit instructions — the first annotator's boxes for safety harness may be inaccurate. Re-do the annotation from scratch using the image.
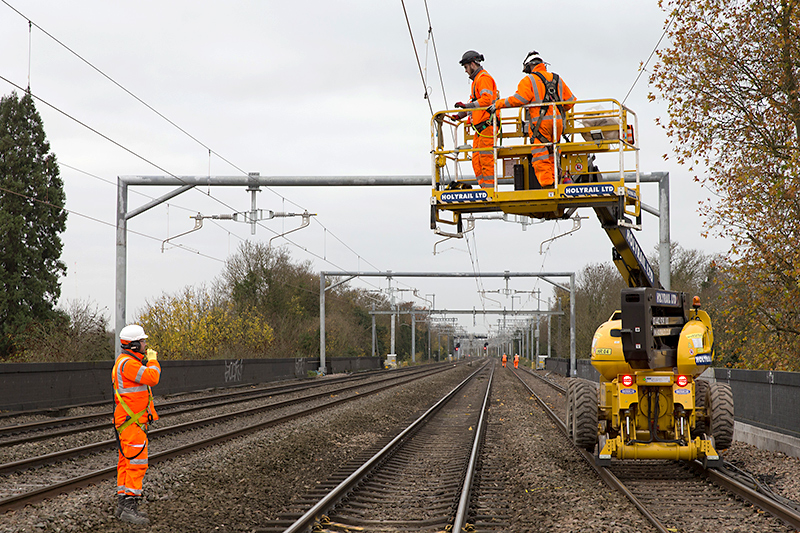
[113,355,154,460]
[529,71,567,150]
[470,69,501,139]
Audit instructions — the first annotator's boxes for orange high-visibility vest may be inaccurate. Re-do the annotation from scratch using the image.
[494,63,575,136]
[469,68,499,127]
[112,350,161,431]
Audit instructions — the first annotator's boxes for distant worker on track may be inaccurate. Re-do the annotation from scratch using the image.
[502,353,507,368]
[489,51,576,188]
[514,353,520,369]
[113,324,161,525]
[451,50,499,189]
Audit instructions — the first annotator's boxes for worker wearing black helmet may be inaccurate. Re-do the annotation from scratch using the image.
[451,50,499,188]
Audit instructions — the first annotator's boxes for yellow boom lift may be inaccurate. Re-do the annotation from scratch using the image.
[430,99,733,467]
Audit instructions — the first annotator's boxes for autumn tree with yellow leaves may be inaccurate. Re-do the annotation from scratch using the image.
[138,286,273,359]
[651,0,800,369]
[138,242,385,360]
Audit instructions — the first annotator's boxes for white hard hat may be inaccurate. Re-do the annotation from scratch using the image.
[523,50,544,72]
[120,324,148,342]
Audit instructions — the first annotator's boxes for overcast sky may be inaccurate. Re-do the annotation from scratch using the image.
[0,1,729,341]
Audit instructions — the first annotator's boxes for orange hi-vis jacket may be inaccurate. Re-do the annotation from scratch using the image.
[494,63,575,137]
[467,67,499,127]
[494,63,575,186]
[113,349,161,430]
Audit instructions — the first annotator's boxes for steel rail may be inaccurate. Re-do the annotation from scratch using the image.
[0,380,342,443]
[452,362,494,531]
[514,368,800,532]
[0,365,456,512]
[0,367,429,444]
[0,375,361,437]
[698,463,800,529]
[508,368,671,533]
[281,362,489,533]
[0,366,446,475]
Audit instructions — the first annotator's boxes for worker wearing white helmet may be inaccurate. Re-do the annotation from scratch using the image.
[489,51,576,188]
[112,324,161,525]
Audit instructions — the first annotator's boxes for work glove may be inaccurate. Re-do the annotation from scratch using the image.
[449,114,462,121]
[486,103,497,114]
[146,349,158,362]
[454,101,466,108]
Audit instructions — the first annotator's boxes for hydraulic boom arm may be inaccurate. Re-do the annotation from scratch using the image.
[594,203,659,289]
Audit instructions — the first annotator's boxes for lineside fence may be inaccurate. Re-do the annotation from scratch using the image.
[0,356,381,412]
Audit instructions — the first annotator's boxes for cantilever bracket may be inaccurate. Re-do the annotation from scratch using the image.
[433,217,475,254]
[268,210,316,246]
[162,213,204,252]
[539,215,588,254]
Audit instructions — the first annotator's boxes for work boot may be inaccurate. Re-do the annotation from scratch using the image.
[115,495,146,519]
[132,496,148,518]
[118,496,149,525]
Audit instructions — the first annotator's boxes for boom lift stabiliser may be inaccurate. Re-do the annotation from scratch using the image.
[429,98,733,467]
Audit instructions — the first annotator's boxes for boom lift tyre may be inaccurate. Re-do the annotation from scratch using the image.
[707,382,734,450]
[565,379,577,441]
[694,379,710,436]
[572,381,599,452]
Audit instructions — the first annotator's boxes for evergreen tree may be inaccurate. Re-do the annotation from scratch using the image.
[0,91,67,358]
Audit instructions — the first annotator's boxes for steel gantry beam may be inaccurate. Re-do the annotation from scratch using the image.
[115,174,429,352]
[320,270,577,376]
[116,172,670,368]
[368,308,565,364]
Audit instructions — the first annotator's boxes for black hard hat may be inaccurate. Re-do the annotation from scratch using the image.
[459,50,484,66]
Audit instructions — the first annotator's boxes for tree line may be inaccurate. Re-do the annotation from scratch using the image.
[3,1,800,369]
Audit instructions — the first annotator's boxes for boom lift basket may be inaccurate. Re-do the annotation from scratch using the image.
[430,99,641,230]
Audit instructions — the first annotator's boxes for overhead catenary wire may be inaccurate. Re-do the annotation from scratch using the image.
[423,0,448,108]
[0,5,412,299]
[0,0,249,178]
[0,183,225,264]
[0,178,381,309]
[399,0,493,318]
[3,73,394,296]
[400,0,435,115]
[622,10,677,105]
[58,162,247,248]
[2,3,402,286]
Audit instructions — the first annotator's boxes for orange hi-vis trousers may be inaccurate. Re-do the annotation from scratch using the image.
[530,119,564,187]
[117,424,149,497]
[473,125,495,187]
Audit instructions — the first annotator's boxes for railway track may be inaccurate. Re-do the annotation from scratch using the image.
[513,367,800,532]
[0,364,456,512]
[257,361,494,533]
[0,366,431,444]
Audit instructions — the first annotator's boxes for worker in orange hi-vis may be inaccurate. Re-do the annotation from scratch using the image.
[514,353,520,369]
[112,324,161,525]
[489,51,576,188]
[502,353,507,368]
[451,50,499,189]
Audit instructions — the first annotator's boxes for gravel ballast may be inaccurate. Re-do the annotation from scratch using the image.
[1,362,799,532]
